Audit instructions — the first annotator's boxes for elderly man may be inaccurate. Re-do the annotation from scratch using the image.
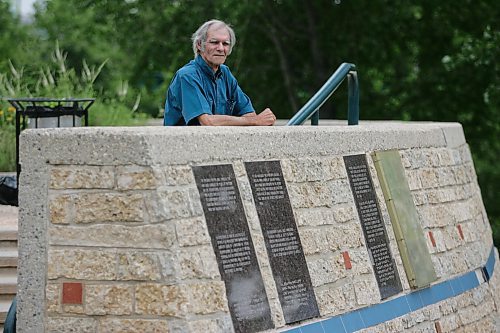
[163,20,276,126]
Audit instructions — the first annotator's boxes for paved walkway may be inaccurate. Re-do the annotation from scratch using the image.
[0,205,17,228]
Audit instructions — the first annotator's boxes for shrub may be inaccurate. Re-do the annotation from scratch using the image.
[0,43,149,171]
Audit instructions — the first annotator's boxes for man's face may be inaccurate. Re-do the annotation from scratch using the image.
[199,26,231,71]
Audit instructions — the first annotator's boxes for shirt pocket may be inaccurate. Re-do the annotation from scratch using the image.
[226,99,236,115]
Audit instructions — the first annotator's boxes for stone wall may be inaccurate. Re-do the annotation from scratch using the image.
[17,123,498,332]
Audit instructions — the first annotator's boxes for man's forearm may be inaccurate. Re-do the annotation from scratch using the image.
[198,113,258,126]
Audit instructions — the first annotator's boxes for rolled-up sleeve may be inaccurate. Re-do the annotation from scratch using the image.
[179,75,212,125]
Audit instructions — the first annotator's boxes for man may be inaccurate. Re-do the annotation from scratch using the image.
[163,20,276,126]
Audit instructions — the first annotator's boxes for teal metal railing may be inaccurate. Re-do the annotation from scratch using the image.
[286,63,359,126]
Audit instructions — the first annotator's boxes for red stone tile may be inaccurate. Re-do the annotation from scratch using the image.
[457,225,464,240]
[62,282,83,304]
[342,251,352,270]
[428,231,436,247]
[435,321,442,333]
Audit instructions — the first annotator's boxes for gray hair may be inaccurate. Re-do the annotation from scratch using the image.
[191,20,236,58]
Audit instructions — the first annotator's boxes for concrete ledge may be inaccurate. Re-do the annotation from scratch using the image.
[19,122,463,166]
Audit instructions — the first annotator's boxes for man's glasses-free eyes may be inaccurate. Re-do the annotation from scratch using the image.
[207,40,231,47]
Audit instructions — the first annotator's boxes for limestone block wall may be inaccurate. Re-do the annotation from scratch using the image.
[17,123,499,332]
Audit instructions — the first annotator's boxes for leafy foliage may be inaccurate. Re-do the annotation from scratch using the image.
[0,0,499,244]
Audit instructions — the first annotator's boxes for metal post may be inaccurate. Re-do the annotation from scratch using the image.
[311,109,319,126]
[15,109,21,187]
[347,71,359,125]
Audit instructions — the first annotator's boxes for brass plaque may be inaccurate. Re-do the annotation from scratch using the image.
[372,150,437,288]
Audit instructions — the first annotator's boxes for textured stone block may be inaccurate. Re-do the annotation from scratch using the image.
[117,251,162,281]
[145,189,195,222]
[186,281,228,314]
[428,229,447,253]
[135,284,187,317]
[419,169,439,189]
[116,165,158,189]
[308,257,345,287]
[452,165,468,184]
[436,168,457,187]
[437,149,455,166]
[439,313,461,332]
[330,180,353,204]
[187,317,234,333]
[405,169,422,191]
[458,301,493,325]
[315,283,356,316]
[164,165,195,185]
[49,194,73,224]
[49,224,176,249]
[282,157,346,182]
[287,182,333,208]
[62,303,84,315]
[46,317,97,333]
[333,205,357,223]
[178,246,220,280]
[329,225,364,249]
[384,318,405,332]
[347,249,373,276]
[295,208,335,226]
[442,227,462,250]
[50,165,114,189]
[175,217,211,247]
[99,318,170,333]
[85,284,133,315]
[46,283,61,313]
[74,192,144,223]
[48,249,116,280]
[299,228,329,255]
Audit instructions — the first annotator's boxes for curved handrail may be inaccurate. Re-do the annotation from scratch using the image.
[286,62,359,126]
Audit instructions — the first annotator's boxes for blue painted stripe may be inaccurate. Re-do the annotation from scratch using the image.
[448,275,464,295]
[283,246,497,333]
[300,322,324,333]
[321,316,345,333]
[460,271,480,291]
[340,311,365,333]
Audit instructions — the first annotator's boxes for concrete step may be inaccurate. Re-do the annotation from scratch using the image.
[0,203,17,330]
[0,250,17,268]
[0,287,16,328]
[0,273,17,295]
[0,298,11,324]
[0,227,17,242]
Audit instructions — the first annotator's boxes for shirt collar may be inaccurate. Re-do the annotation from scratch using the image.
[195,55,223,80]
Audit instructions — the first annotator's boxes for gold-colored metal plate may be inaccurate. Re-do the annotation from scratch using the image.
[372,150,437,289]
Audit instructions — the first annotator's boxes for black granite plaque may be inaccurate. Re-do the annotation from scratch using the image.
[344,154,402,299]
[193,164,274,333]
[245,161,319,324]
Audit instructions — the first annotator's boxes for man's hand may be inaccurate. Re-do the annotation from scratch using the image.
[246,108,276,126]
[198,108,276,126]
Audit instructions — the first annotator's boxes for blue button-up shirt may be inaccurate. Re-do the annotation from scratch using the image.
[164,56,255,125]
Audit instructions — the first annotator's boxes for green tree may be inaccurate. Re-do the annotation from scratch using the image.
[3,0,499,244]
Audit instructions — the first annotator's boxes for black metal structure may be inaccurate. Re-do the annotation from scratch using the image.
[7,98,94,184]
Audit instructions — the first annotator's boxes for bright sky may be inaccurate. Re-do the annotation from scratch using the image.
[18,0,37,18]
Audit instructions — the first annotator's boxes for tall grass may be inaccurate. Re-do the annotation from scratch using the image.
[0,43,148,171]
